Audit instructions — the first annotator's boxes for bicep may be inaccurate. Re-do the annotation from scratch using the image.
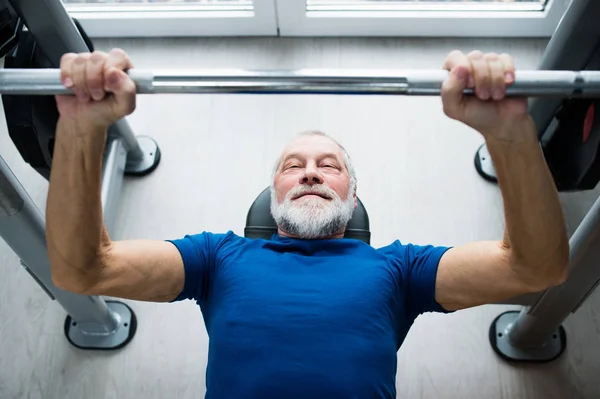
[435,241,539,311]
[85,240,185,302]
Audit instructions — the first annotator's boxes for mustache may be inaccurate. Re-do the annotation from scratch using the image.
[287,185,337,200]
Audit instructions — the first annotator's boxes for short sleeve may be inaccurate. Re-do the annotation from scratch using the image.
[167,231,234,303]
[404,243,453,317]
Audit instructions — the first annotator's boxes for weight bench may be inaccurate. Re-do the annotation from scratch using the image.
[0,0,600,362]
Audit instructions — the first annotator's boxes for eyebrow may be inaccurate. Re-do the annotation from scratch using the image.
[280,152,345,171]
[282,152,341,165]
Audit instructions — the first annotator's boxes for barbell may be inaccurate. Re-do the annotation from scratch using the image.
[2,68,600,97]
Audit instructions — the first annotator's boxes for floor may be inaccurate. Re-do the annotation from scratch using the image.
[1,37,600,399]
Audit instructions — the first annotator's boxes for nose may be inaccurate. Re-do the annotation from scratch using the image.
[301,163,323,185]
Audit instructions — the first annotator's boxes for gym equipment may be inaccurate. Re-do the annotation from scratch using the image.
[245,187,371,244]
[1,0,600,365]
[2,18,94,181]
[476,0,600,192]
[0,0,21,58]
[0,0,161,350]
[3,68,600,97]
[482,0,600,363]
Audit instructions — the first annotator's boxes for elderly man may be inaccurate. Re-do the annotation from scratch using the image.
[47,48,569,399]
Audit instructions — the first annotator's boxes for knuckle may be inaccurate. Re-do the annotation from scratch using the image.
[74,53,91,67]
[501,53,515,67]
[109,47,126,57]
[109,48,129,62]
[89,51,107,64]
[108,48,132,70]
[60,52,76,65]
[468,50,484,59]
[483,52,499,61]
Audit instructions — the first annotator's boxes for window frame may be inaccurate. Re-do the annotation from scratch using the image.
[275,0,570,38]
[66,0,278,38]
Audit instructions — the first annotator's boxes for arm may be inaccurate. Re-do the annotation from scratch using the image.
[47,49,185,302]
[47,120,184,302]
[436,119,569,311]
[434,51,570,311]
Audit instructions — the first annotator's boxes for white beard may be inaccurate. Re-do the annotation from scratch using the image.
[270,184,355,239]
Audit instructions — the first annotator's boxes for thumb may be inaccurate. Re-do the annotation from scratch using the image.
[106,68,136,116]
[441,66,469,120]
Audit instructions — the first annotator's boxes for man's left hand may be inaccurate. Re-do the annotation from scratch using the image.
[441,50,530,138]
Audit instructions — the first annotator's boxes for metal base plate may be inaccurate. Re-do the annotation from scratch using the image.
[125,136,161,177]
[489,310,566,363]
[474,143,498,183]
[64,301,137,350]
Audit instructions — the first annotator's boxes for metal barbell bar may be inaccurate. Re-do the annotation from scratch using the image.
[2,68,600,97]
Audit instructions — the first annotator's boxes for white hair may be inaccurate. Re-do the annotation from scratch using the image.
[268,131,357,239]
[270,130,357,193]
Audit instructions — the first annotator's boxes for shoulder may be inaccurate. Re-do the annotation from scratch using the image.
[378,240,449,257]
[377,240,406,257]
[168,230,250,257]
[376,240,451,272]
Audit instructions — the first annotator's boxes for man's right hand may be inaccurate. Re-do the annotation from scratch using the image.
[56,48,136,130]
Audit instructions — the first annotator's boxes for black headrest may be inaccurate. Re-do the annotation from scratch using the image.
[244,187,371,244]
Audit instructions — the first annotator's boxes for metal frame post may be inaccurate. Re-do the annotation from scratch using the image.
[0,152,136,349]
[0,0,161,347]
[473,0,600,362]
[489,192,600,361]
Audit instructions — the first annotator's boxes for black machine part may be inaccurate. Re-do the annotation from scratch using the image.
[542,51,600,191]
[0,0,22,58]
[2,19,93,181]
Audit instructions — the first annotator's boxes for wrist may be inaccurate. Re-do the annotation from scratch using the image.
[57,117,108,140]
[58,115,109,133]
[56,117,108,156]
[481,115,538,144]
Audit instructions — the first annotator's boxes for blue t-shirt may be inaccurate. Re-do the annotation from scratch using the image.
[169,231,451,399]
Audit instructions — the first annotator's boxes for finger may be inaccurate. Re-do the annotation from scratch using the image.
[499,53,515,85]
[443,50,472,81]
[441,51,471,118]
[86,51,108,101]
[104,48,134,92]
[109,71,137,117]
[59,53,77,88]
[72,53,91,102]
[485,53,506,100]
[444,50,475,88]
[468,51,491,100]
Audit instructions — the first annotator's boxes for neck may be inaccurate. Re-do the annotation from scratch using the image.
[277,227,345,240]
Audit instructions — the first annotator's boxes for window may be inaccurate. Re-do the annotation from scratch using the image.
[64,0,278,37]
[307,0,549,12]
[277,0,568,37]
[64,0,569,37]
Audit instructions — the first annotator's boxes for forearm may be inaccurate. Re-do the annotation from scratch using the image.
[46,118,111,289]
[486,116,569,286]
